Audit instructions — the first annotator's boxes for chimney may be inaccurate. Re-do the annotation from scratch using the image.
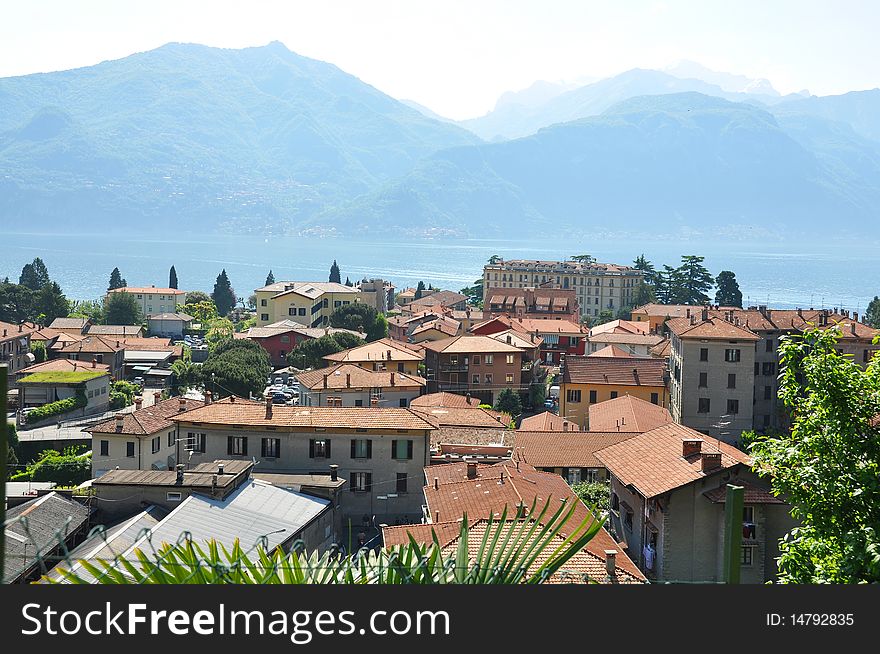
[701,308,709,321]
[682,439,703,457]
[467,461,477,479]
[516,501,526,518]
[18,324,23,332]
[114,413,125,432]
[134,397,143,410]
[604,550,617,578]
[154,391,162,403]
[434,510,440,522]
[218,463,225,475]
[433,476,439,490]
[390,372,395,386]
[323,374,328,389]
[506,334,512,344]
[116,340,120,348]
[500,470,505,485]
[178,397,187,412]
[265,396,273,420]
[346,373,351,388]
[2,329,5,336]
[690,315,696,326]
[91,357,97,368]
[387,349,392,361]
[204,390,212,404]
[854,312,859,323]
[701,452,722,472]
[175,464,185,484]
[330,464,338,481]
[230,396,236,403]
[686,308,691,318]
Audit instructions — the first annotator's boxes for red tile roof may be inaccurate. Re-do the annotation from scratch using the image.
[702,482,785,504]
[18,358,110,375]
[588,345,634,358]
[89,397,206,436]
[516,431,639,468]
[107,287,185,295]
[421,335,523,354]
[666,316,760,341]
[409,392,481,408]
[588,395,673,433]
[562,356,667,387]
[295,363,425,391]
[57,335,125,353]
[323,338,424,363]
[411,406,511,428]
[519,411,579,432]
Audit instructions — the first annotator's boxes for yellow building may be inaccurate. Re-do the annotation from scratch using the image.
[323,338,424,375]
[254,282,362,327]
[106,286,187,317]
[559,356,668,430]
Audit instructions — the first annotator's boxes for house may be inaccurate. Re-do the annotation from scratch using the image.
[386,459,645,584]
[596,422,797,583]
[587,330,665,358]
[666,311,760,443]
[483,286,580,322]
[169,397,437,523]
[410,316,462,343]
[483,259,643,320]
[587,394,673,433]
[146,312,194,338]
[323,338,424,375]
[471,316,586,365]
[296,363,426,408]
[515,430,638,484]
[629,303,736,332]
[17,361,111,417]
[409,391,482,409]
[422,335,526,406]
[87,394,206,476]
[518,411,579,432]
[589,345,635,358]
[106,286,187,316]
[239,319,365,367]
[407,290,468,313]
[254,281,361,327]
[394,288,417,308]
[48,317,92,335]
[1,320,42,384]
[356,278,395,313]
[560,356,668,430]
[86,324,145,337]
[55,335,125,379]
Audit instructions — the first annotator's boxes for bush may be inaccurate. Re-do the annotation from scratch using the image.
[12,446,92,486]
[24,392,87,424]
[109,380,139,409]
[201,338,271,398]
[571,480,611,513]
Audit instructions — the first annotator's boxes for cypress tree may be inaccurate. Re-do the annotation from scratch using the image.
[108,267,127,291]
[329,260,341,284]
[169,265,178,289]
[212,269,236,317]
[265,270,275,286]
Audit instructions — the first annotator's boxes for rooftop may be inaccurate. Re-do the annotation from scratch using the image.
[258,281,358,298]
[107,286,186,295]
[88,396,206,436]
[408,290,468,308]
[562,356,667,387]
[86,325,144,336]
[18,358,110,375]
[409,392,482,408]
[588,395,673,433]
[431,425,514,449]
[588,345,634,358]
[147,312,195,322]
[18,370,109,385]
[666,316,760,341]
[92,460,252,490]
[323,338,424,363]
[588,319,650,337]
[48,317,90,330]
[411,405,511,428]
[421,335,523,354]
[516,430,639,468]
[519,411,579,432]
[57,335,125,353]
[295,363,426,390]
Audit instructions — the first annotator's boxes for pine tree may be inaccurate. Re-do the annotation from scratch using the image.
[265,270,275,286]
[345,276,353,287]
[169,265,178,289]
[864,296,880,328]
[714,271,743,308]
[633,254,657,288]
[212,269,236,317]
[329,260,341,284]
[108,267,127,291]
[414,280,426,300]
[19,257,50,290]
[674,256,714,305]
[32,281,69,324]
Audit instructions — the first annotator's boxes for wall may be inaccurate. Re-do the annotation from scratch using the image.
[301,386,422,408]
[560,382,666,430]
[426,350,523,406]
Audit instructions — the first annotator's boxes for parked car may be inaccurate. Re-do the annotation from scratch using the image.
[133,376,145,388]
[272,392,288,404]
[273,376,284,385]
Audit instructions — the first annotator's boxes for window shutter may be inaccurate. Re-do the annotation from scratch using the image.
[365,473,372,492]
[275,439,281,458]
[325,439,331,458]
[366,439,372,459]
[227,436,233,455]
[261,439,267,457]
[242,437,247,456]
[351,439,357,458]
[391,440,397,458]
[350,473,357,490]
[407,440,413,459]
[199,434,206,453]
[309,439,315,458]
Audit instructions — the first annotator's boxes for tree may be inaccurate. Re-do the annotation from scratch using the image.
[633,254,657,288]
[571,480,611,512]
[30,340,47,363]
[13,446,91,486]
[488,254,503,265]
[105,291,143,325]
[494,388,522,418]
[265,270,275,286]
[715,271,743,308]
[674,255,713,305]
[204,317,234,352]
[211,269,236,317]
[246,294,257,310]
[200,339,271,399]
[182,300,218,324]
[632,281,655,308]
[109,380,139,409]
[865,296,880,329]
[331,331,367,351]
[287,333,364,370]
[108,267,127,291]
[0,280,34,323]
[529,380,546,408]
[329,260,341,284]
[6,423,20,479]
[750,327,880,583]
[19,257,50,290]
[171,357,200,393]
[186,290,211,305]
[32,282,69,324]
[345,276,353,287]
[460,278,484,308]
[592,309,615,327]
[169,265,178,289]
[570,254,596,264]
[329,304,387,342]
[414,281,426,300]
[68,299,105,324]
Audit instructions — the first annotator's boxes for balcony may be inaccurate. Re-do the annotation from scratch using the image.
[439,363,469,373]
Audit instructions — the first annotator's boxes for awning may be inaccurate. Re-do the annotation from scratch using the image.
[131,365,152,372]
[145,368,173,377]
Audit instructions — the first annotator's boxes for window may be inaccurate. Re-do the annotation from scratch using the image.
[261,438,281,458]
[166,492,182,502]
[485,374,493,384]
[728,374,736,389]
[227,436,248,456]
[505,374,514,383]
[484,354,493,364]
[765,339,773,352]
[764,385,772,400]
[762,362,776,376]
[566,389,581,403]
[472,374,480,384]
[610,391,618,399]
[392,439,413,460]
[260,299,267,307]
[651,393,659,405]
[698,398,711,413]
[88,390,94,398]
[151,436,161,454]
[624,508,633,530]
[354,399,363,407]
[261,314,269,321]
[725,349,741,363]
[350,472,372,493]
[727,399,740,414]
[763,414,771,427]
[351,439,371,459]
[699,373,708,389]
[310,439,330,458]
[611,493,619,511]
[566,468,581,484]
[168,431,175,447]
[126,442,135,458]
[187,432,206,453]
[589,390,597,403]
[700,348,708,362]
[473,355,480,365]
[506,354,515,364]
[99,440,109,456]
[741,546,754,566]
[396,473,408,494]
[298,308,306,316]
[864,350,870,363]
[334,300,341,308]
[399,398,408,407]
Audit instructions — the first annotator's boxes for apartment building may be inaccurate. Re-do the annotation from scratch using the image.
[238,320,365,367]
[254,281,361,327]
[471,315,585,364]
[483,259,643,320]
[667,311,759,443]
[323,338,424,375]
[55,335,126,379]
[105,286,187,316]
[483,286,580,322]
[296,363,425,408]
[356,278,395,313]
[1,320,40,384]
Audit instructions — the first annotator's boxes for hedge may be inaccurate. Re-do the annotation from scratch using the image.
[24,393,87,424]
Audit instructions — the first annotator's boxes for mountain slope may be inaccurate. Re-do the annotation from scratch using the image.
[773,89,880,142]
[0,41,479,232]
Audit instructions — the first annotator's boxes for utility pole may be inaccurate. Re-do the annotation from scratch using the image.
[1,363,8,583]
[722,484,744,584]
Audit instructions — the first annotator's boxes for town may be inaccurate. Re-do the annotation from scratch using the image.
[3,254,879,585]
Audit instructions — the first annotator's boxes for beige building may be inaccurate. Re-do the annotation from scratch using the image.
[483,259,643,320]
[106,286,187,316]
[254,281,361,327]
[596,423,797,583]
[296,363,426,408]
[17,359,111,417]
[667,311,760,443]
[1,320,40,384]
[323,338,424,374]
[356,278,394,313]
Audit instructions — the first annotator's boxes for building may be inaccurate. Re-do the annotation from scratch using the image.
[409,392,482,409]
[560,356,668,430]
[516,430,638,483]
[589,345,635,358]
[410,316,462,343]
[86,325,145,337]
[407,290,468,313]
[254,281,361,327]
[322,338,424,374]
[422,335,526,406]
[146,312,194,338]
[588,325,665,357]
[483,286,580,321]
[48,317,92,335]
[667,312,760,442]
[55,335,125,379]
[518,411,579,432]
[296,363,426,408]
[471,316,585,365]
[17,361,111,417]
[238,320,365,368]
[169,397,437,523]
[587,394,673,433]
[394,288,417,308]
[596,423,797,583]
[1,320,40,384]
[88,395,206,476]
[483,258,643,320]
[106,286,187,316]
[356,278,395,313]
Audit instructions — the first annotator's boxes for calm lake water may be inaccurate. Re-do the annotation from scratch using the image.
[1,231,877,313]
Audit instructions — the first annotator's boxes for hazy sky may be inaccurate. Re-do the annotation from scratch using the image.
[2,0,878,119]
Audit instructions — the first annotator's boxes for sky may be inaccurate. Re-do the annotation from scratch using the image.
[2,0,879,120]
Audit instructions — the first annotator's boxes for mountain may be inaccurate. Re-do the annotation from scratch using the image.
[399,99,456,124]
[664,60,780,97]
[773,89,880,142]
[318,93,880,238]
[0,41,479,233]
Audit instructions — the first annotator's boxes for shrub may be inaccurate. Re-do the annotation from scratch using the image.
[24,391,87,424]
[12,446,92,486]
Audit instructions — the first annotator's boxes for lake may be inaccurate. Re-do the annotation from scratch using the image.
[1,231,877,314]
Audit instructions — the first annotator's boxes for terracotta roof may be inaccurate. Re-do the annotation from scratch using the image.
[588,319,649,336]
[412,406,511,428]
[171,397,437,431]
[516,431,638,468]
[107,287,185,295]
[666,316,760,341]
[0,321,44,339]
[26,327,66,343]
[630,303,738,318]
[295,363,425,390]
[595,423,753,498]
[511,318,586,335]
[421,335,523,354]
[86,325,143,336]
[422,460,644,579]
[431,426,514,449]
[409,392,481,408]
[323,338,424,363]
[147,312,194,321]
[118,337,174,351]
[588,332,665,347]
[409,290,468,308]
[588,395,673,433]
[562,356,667,387]
[703,482,785,505]
[411,317,460,337]
[382,521,465,548]
[588,345,634,358]
[450,310,484,322]
[245,321,365,340]
[649,339,671,358]
[519,412,579,432]
[48,317,90,330]
[57,335,124,353]
[89,397,206,436]
[18,358,110,375]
